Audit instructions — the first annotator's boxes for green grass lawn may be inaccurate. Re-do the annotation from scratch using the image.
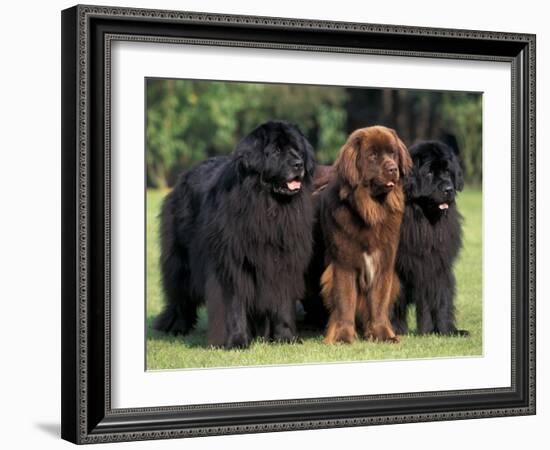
[146,188,482,370]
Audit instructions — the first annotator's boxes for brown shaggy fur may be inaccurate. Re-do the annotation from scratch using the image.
[319,126,412,343]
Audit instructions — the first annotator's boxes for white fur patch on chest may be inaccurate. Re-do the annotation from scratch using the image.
[363,251,377,285]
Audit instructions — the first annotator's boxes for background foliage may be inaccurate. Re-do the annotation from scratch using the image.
[146,79,482,188]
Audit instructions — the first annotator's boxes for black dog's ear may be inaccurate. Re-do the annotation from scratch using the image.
[452,156,465,192]
[404,162,420,199]
[234,125,267,174]
[440,132,460,156]
[404,160,432,199]
[301,133,316,180]
[441,139,465,192]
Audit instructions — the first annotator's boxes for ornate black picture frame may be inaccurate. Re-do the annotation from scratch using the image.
[61,4,536,444]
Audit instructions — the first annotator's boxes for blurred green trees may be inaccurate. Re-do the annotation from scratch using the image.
[344,88,482,185]
[146,79,482,187]
[442,93,483,185]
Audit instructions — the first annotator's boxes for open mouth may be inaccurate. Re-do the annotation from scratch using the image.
[438,203,449,210]
[370,178,397,194]
[375,180,396,191]
[273,176,303,196]
[286,177,302,191]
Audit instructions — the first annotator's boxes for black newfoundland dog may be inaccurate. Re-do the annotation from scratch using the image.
[392,140,468,336]
[153,121,316,349]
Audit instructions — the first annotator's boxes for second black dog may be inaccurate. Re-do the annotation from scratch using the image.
[392,140,469,336]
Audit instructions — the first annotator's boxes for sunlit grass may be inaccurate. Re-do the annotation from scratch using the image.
[146,188,482,369]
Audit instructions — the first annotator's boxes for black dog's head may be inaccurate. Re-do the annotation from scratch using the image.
[234,120,315,196]
[405,140,464,212]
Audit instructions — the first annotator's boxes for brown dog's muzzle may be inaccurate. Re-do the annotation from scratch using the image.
[383,160,399,181]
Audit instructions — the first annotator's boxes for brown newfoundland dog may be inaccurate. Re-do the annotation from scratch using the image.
[318,126,412,343]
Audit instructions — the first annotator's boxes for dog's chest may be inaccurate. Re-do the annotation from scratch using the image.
[362,251,377,284]
[399,206,462,270]
[408,207,451,249]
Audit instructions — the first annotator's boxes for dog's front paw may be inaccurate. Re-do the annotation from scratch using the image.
[273,328,298,344]
[391,319,409,336]
[455,329,470,337]
[436,325,470,337]
[325,322,356,344]
[364,324,400,343]
[224,332,250,350]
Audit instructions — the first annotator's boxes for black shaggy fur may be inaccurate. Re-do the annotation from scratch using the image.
[392,140,468,336]
[153,121,316,349]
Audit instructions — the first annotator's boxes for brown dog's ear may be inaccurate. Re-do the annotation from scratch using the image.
[390,129,412,177]
[335,135,360,187]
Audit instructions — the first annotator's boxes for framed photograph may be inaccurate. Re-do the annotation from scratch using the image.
[61,4,536,444]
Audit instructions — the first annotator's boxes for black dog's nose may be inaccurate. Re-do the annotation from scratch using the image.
[292,160,304,171]
[443,186,454,196]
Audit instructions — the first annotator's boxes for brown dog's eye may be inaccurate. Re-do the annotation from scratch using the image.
[368,153,377,161]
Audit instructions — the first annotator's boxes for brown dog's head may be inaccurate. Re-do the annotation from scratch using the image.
[334,126,412,195]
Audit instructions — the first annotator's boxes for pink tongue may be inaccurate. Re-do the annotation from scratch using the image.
[386,181,395,187]
[287,180,302,191]
[439,203,449,210]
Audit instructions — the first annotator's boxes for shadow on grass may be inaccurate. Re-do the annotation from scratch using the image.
[146,304,474,353]
[146,308,209,348]
[146,306,326,349]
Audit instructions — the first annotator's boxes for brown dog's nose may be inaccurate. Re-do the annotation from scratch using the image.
[386,165,398,177]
